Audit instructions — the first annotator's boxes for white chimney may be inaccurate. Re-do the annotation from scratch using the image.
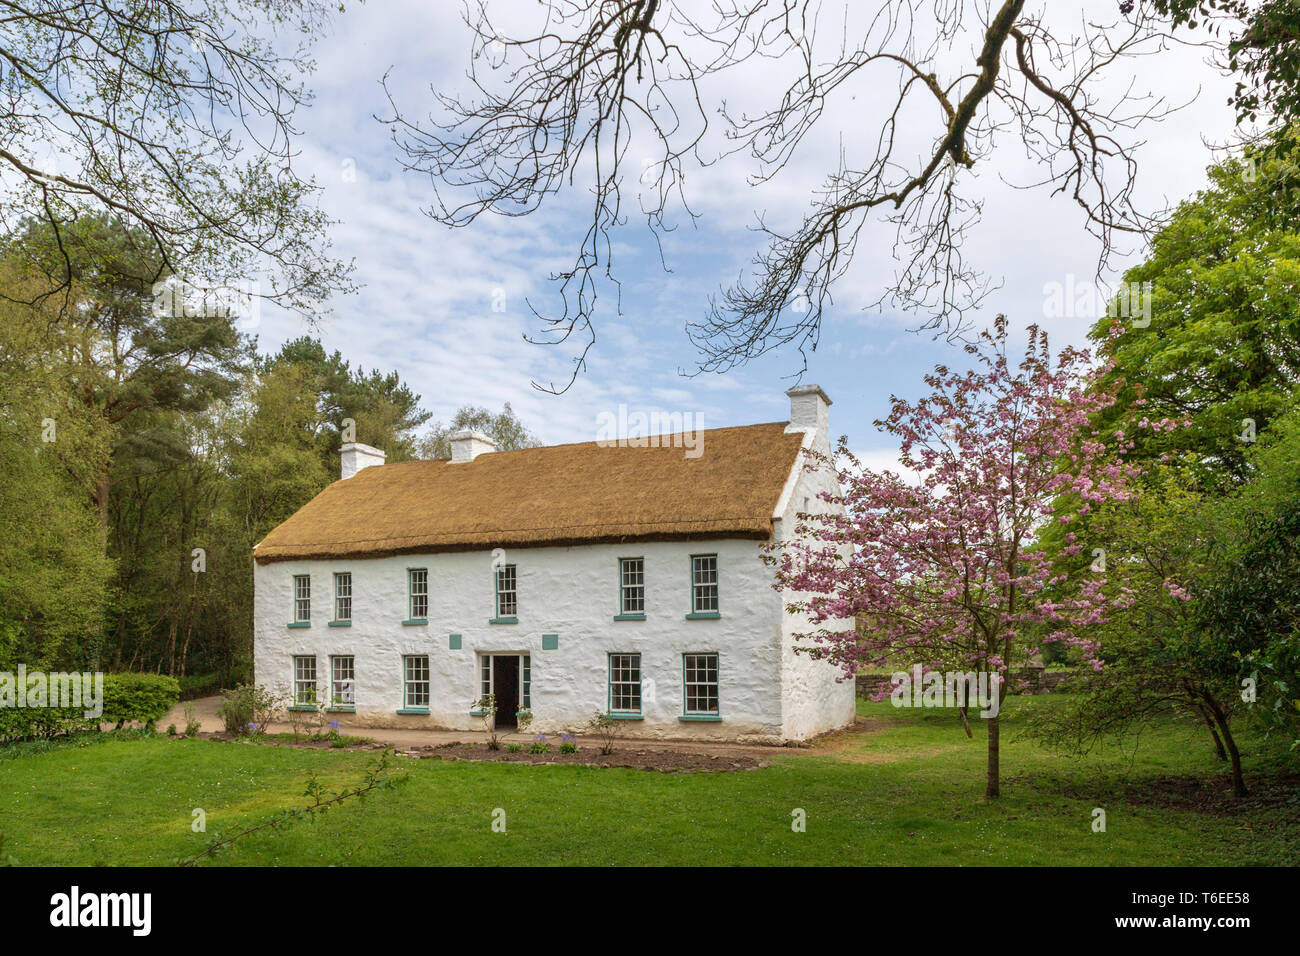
[341,442,386,479]
[449,430,496,463]
[786,384,832,437]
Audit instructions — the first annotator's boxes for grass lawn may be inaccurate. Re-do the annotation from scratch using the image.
[1,697,1294,866]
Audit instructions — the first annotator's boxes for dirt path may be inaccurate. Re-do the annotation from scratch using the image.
[164,696,881,759]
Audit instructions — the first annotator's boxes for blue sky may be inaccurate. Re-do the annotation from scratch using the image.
[249,1,1240,470]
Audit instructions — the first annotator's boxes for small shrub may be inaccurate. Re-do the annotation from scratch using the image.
[166,724,177,736]
[474,694,500,750]
[558,733,578,754]
[505,742,524,753]
[587,712,621,755]
[182,702,201,737]
[527,734,551,754]
[217,684,286,736]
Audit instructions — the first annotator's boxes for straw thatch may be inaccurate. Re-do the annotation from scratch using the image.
[253,422,805,563]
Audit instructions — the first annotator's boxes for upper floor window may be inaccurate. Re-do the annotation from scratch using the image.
[495,564,517,619]
[333,572,352,622]
[293,575,311,623]
[690,555,718,614]
[408,568,428,620]
[619,558,645,615]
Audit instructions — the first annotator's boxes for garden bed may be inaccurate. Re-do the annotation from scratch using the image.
[412,741,767,772]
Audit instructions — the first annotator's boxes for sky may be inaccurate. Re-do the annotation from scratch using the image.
[249,0,1242,470]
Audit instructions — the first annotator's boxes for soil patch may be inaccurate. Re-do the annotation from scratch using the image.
[411,741,767,772]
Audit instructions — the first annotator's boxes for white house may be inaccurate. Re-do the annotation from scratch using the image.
[252,385,856,743]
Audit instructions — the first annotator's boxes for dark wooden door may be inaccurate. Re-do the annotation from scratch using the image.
[494,655,519,727]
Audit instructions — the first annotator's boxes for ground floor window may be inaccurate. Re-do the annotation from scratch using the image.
[683,653,719,715]
[609,653,641,714]
[293,655,317,706]
[331,655,355,706]
[522,654,531,709]
[403,655,430,709]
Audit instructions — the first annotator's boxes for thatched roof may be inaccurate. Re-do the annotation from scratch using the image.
[253,422,805,563]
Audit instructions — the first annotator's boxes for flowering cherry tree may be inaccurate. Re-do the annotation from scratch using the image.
[772,315,1152,797]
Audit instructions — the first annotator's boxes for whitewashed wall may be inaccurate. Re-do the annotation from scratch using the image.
[772,413,859,739]
[253,538,796,741]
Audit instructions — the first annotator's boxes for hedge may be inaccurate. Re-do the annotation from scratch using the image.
[101,674,180,728]
[0,673,180,742]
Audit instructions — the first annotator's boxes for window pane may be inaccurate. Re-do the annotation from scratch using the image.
[620,558,645,613]
[692,556,718,612]
[294,575,311,622]
[409,569,428,619]
[496,565,517,617]
[334,573,352,621]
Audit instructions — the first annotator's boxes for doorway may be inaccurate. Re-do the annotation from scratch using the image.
[492,655,520,728]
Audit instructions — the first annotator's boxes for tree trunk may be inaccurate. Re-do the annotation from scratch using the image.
[1195,705,1227,760]
[1201,692,1247,797]
[986,711,1000,798]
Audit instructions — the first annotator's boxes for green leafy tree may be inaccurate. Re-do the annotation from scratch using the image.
[0,265,114,670]
[417,404,541,459]
[0,1,353,316]
[1088,142,1300,491]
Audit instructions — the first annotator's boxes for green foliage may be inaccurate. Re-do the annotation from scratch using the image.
[0,705,90,743]
[418,403,542,459]
[1088,141,1300,491]
[101,674,181,728]
[217,684,286,736]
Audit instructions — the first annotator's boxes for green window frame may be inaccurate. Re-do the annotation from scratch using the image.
[608,653,642,715]
[689,554,719,617]
[617,557,645,618]
[292,654,317,708]
[330,655,355,708]
[495,564,517,619]
[408,568,428,621]
[293,574,311,623]
[333,572,352,622]
[683,653,719,716]
[402,654,429,710]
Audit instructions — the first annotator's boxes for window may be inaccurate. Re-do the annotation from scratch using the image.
[495,564,517,618]
[619,558,645,614]
[330,655,355,706]
[333,573,352,621]
[683,653,719,715]
[292,655,317,707]
[293,575,311,622]
[403,655,429,709]
[408,569,428,620]
[691,555,718,614]
[609,654,641,714]
[522,654,531,710]
[479,655,491,704]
